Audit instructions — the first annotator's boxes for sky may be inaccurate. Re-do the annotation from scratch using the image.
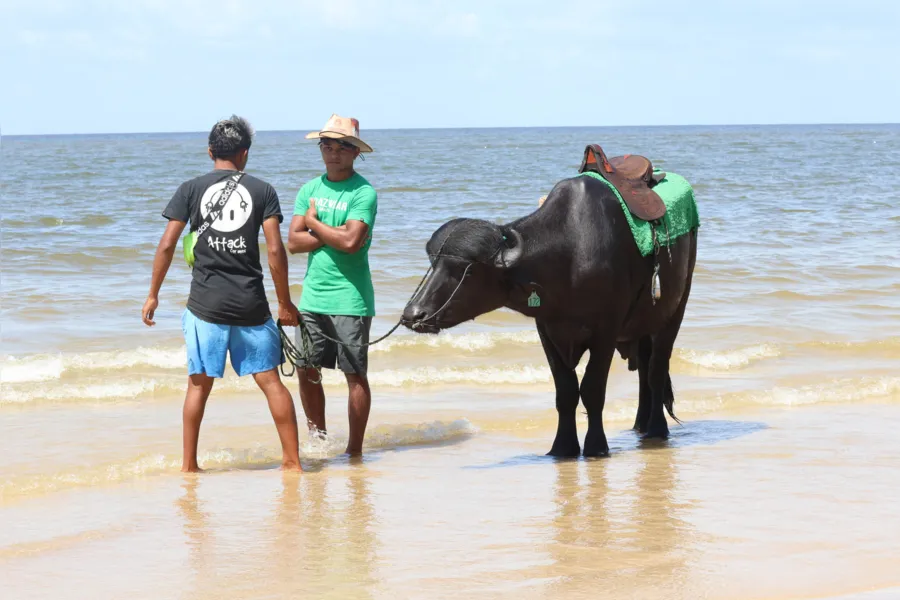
[1,0,898,135]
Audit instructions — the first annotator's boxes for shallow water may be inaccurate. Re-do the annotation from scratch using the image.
[2,124,900,598]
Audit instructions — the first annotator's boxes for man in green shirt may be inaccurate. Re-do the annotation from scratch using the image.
[288,114,377,456]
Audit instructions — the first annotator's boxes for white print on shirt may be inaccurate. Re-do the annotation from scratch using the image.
[310,197,348,213]
[207,235,247,254]
[200,182,253,233]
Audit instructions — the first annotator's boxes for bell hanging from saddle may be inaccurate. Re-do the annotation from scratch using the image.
[651,263,662,303]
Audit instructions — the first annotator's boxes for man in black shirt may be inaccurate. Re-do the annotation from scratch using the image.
[142,115,303,473]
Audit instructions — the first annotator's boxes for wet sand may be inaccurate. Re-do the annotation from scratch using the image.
[3,391,898,600]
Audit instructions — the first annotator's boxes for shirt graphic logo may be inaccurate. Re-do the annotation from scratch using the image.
[200,182,253,233]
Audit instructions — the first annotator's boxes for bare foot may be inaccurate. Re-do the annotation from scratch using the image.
[280,461,303,473]
[345,447,363,458]
[181,465,205,473]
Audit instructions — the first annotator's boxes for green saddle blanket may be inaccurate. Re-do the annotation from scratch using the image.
[579,170,700,257]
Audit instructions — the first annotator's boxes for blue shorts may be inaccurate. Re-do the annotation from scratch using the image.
[181,309,283,378]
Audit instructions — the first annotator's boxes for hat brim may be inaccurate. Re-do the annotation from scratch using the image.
[305,130,373,153]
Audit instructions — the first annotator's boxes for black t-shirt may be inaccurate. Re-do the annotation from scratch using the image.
[163,169,283,326]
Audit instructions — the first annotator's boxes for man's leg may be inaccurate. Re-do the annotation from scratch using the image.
[298,368,327,435]
[295,312,336,437]
[183,373,214,472]
[181,309,229,473]
[229,319,303,470]
[345,373,371,456]
[253,368,302,471]
[335,316,373,456]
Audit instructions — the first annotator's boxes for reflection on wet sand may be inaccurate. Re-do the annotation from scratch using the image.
[533,443,691,598]
[175,464,379,600]
[177,476,215,598]
[272,463,378,599]
[157,411,900,600]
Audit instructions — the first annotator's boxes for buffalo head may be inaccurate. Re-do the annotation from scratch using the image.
[401,218,523,333]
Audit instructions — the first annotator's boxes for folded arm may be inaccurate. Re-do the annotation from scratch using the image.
[287,215,325,254]
[304,216,369,254]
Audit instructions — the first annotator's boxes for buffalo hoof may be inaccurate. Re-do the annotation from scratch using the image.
[583,430,609,457]
[643,418,669,440]
[547,439,581,458]
[632,412,650,433]
[582,446,609,458]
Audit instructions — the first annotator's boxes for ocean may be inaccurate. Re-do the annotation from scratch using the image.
[2,124,899,599]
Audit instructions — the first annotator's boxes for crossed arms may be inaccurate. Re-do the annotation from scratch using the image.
[287,199,369,255]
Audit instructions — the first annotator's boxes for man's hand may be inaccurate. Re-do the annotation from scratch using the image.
[144,219,184,326]
[305,198,318,222]
[142,296,159,326]
[278,301,301,327]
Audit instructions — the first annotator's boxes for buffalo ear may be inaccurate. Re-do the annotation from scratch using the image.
[494,227,524,269]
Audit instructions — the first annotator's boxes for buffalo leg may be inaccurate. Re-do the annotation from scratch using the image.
[538,323,582,458]
[646,232,696,439]
[645,341,672,439]
[645,303,690,440]
[581,339,616,457]
[633,336,653,433]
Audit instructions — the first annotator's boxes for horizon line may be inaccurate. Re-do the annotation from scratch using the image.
[2,120,898,138]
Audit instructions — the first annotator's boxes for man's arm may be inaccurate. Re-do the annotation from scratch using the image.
[142,219,186,326]
[304,200,369,254]
[262,216,300,327]
[287,214,325,254]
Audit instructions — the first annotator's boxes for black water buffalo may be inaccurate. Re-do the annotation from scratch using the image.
[400,173,698,457]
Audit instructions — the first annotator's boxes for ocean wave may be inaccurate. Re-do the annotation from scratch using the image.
[368,365,554,387]
[1,247,148,268]
[370,330,540,353]
[673,344,782,370]
[799,337,900,357]
[4,335,899,392]
[33,215,116,227]
[0,332,542,385]
[0,419,475,502]
[1,379,167,404]
[1,347,185,384]
[711,376,900,409]
[0,366,559,404]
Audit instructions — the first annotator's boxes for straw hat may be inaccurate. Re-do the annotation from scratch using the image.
[305,113,373,153]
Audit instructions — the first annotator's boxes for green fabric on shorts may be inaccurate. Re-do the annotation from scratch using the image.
[295,312,372,376]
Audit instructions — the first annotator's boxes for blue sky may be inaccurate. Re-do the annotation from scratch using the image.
[2,0,898,135]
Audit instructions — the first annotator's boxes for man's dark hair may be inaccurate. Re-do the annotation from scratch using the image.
[208,115,254,159]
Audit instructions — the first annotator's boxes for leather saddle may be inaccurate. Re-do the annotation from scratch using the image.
[578,144,667,221]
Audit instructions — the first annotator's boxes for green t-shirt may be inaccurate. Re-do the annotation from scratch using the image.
[294,172,377,317]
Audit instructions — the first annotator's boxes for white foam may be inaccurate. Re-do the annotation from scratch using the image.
[764,376,900,406]
[1,347,185,384]
[0,419,476,499]
[0,363,559,404]
[0,379,164,404]
[370,330,539,353]
[0,447,280,499]
[675,344,781,370]
[0,356,64,383]
[0,335,782,389]
[0,331,542,386]
[367,364,557,387]
[298,419,476,458]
